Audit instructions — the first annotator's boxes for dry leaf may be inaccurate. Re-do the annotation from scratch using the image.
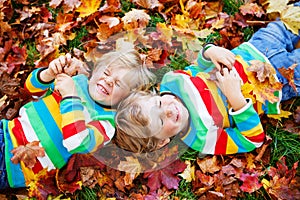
[76,0,101,18]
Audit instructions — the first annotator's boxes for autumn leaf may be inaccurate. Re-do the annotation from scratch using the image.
[178,160,195,182]
[76,0,102,18]
[10,141,45,169]
[267,109,292,120]
[117,156,141,185]
[132,0,163,11]
[28,169,60,199]
[278,63,298,93]
[266,0,288,14]
[246,60,283,103]
[239,3,265,17]
[122,9,151,30]
[266,157,300,199]
[280,5,300,35]
[239,173,262,193]
[143,159,186,192]
[197,156,221,174]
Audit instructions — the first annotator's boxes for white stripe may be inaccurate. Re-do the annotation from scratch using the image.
[101,120,115,145]
[18,107,56,170]
[179,73,218,153]
[62,129,89,151]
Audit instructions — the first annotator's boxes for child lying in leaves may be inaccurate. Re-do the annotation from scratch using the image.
[0,50,154,189]
[114,16,300,155]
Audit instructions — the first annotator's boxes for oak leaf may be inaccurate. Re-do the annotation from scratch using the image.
[76,0,101,18]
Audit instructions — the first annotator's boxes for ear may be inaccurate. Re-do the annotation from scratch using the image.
[157,138,170,149]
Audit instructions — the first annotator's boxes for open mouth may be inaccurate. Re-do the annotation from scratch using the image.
[175,105,179,122]
[97,84,109,95]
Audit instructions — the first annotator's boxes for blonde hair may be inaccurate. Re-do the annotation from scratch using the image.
[92,49,155,91]
[114,91,161,153]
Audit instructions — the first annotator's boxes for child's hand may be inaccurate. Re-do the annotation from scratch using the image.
[215,68,247,111]
[55,73,78,97]
[40,54,72,82]
[204,46,235,71]
[64,57,90,77]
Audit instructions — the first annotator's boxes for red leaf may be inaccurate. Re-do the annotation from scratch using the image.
[239,173,262,193]
[143,159,186,192]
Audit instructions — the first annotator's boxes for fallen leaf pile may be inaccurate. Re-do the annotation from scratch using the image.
[0,0,300,199]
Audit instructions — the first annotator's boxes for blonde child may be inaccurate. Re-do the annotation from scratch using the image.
[0,49,154,188]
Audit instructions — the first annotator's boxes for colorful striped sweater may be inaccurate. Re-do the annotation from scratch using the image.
[160,42,278,155]
[2,68,116,188]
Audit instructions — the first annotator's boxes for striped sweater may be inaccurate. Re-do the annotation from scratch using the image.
[160,42,278,155]
[2,68,116,188]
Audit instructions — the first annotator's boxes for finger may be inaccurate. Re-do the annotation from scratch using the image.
[212,60,221,71]
[222,67,229,75]
[215,71,223,81]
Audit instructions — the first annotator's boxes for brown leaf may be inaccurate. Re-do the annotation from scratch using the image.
[10,141,45,169]
[197,156,221,174]
[278,63,298,93]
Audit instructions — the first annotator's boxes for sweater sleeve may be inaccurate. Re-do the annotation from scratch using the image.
[24,68,54,97]
[200,98,265,155]
[60,97,113,154]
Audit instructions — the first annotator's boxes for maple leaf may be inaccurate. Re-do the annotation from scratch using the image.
[143,159,186,192]
[122,9,151,30]
[197,156,221,174]
[76,0,101,18]
[28,169,60,199]
[239,3,265,17]
[266,0,288,14]
[278,63,298,93]
[10,141,45,169]
[99,0,121,13]
[281,5,300,35]
[239,173,263,193]
[132,0,164,11]
[246,60,283,103]
[267,109,292,120]
[117,156,141,185]
[266,157,300,199]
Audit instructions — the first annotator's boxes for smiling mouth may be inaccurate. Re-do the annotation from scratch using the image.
[97,84,109,95]
[175,105,179,122]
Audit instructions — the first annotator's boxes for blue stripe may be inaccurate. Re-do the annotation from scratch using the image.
[235,114,259,131]
[28,100,70,164]
[226,128,255,153]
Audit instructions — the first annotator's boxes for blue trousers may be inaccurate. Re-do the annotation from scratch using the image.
[0,120,9,189]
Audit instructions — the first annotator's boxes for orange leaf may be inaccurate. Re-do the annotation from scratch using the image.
[76,0,102,18]
[278,63,298,93]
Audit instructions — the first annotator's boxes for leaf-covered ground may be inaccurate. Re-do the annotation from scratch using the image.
[0,0,300,199]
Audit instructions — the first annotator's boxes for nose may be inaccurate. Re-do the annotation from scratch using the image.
[162,105,173,118]
[104,76,114,86]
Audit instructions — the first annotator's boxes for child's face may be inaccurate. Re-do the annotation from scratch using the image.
[88,66,133,106]
[138,94,190,140]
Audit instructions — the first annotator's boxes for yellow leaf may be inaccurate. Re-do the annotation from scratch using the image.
[261,178,270,189]
[267,109,292,120]
[173,14,192,29]
[76,0,102,18]
[281,5,300,35]
[178,160,195,182]
[266,0,288,14]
